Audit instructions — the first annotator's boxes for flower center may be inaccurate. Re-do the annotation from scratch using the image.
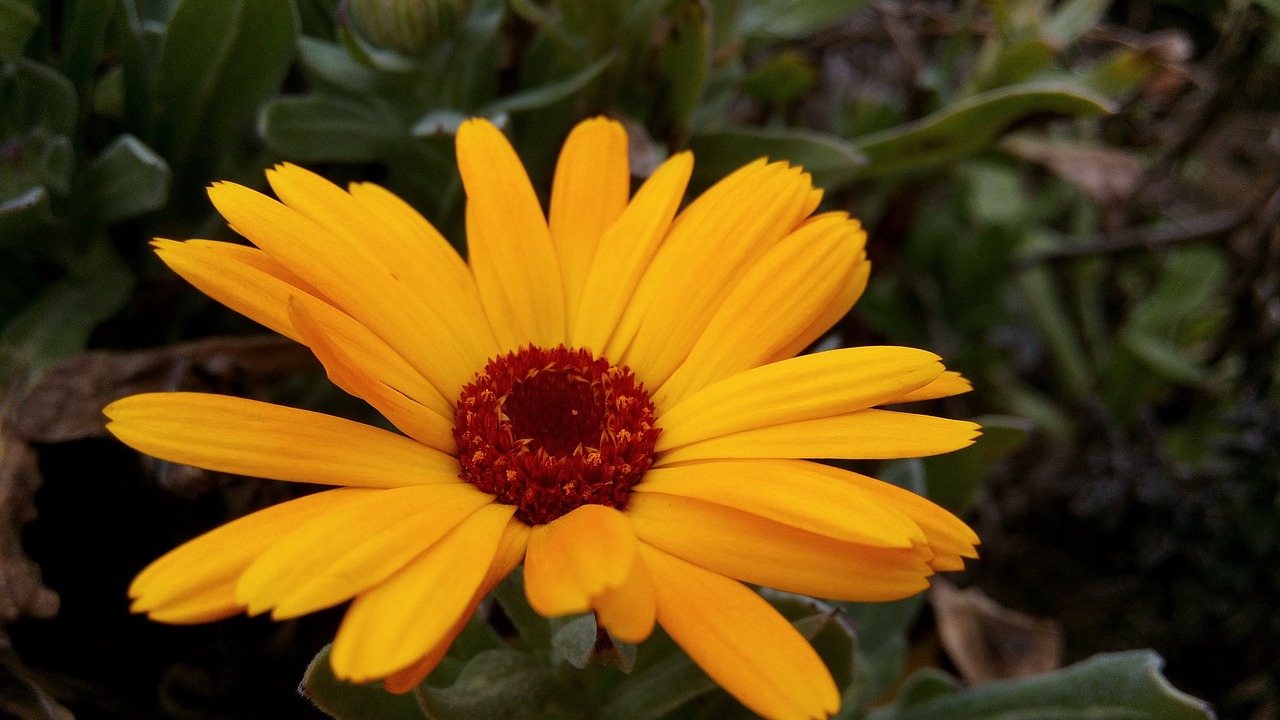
[453,345,660,525]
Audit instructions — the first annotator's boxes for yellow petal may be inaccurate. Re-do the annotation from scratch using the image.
[381,516,530,692]
[594,547,657,643]
[656,347,944,451]
[791,460,979,565]
[571,151,693,354]
[656,409,982,465]
[639,543,840,720]
[266,164,498,370]
[289,298,456,453]
[629,492,934,602]
[549,117,630,329]
[344,178,494,347]
[105,392,459,487]
[130,488,366,621]
[634,459,924,548]
[767,259,871,366]
[611,161,819,388]
[153,239,451,415]
[330,503,516,683]
[207,181,481,401]
[456,118,565,349]
[523,504,637,618]
[152,238,318,342]
[655,213,868,408]
[890,370,973,403]
[236,483,492,618]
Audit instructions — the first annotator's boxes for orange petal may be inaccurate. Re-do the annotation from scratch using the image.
[289,298,456,453]
[655,346,943,451]
[890,370,973,403]
[456,118,565,349]
[571,151,693,355]
[634,459,924,548]
[381,516,530,692]
[611,161,819,388]
[655,409,982,465]
[105,392,459,487]
[628,492,934,601]
[523,504,637,618]
[549,117,630,329]
[330,503,516,683]
[655,213,868,408]
[236,483,492,618]
[639,543,840,720]
[130,489,367,622]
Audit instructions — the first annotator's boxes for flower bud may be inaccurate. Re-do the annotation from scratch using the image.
[342,0,466,56]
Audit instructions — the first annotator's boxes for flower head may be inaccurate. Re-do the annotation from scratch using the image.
[106,117,980,720]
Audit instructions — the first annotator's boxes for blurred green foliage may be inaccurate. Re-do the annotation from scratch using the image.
[3,0,1277,718]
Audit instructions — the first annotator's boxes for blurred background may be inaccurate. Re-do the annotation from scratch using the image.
[1,0,1277,718]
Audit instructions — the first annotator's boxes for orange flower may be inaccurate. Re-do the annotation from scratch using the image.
[106,117,979,720]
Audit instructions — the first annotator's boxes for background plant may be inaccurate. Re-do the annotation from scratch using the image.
[1,0,1275,718]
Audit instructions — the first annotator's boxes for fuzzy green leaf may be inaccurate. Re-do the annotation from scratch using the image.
[874,651,1215,720]
[80,134,170,224]
[416,649,557,720]
[300,645,428,720]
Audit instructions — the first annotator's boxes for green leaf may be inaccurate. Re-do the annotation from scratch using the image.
[1044,0,1111,46]
[852,82,1114,178]
[1120,331,1208,385]
[549,613,638,673]
[0,185,53,241]
[0,238,134,383]
[736,0,874,40]
[838,595,926,701]
[416,649,557,720]
[762,591,858,692]
[490,568,553,653]
[657,1,710,133]
[741,50,818,107]
[0,0,38,57]
[481,52,615,117]
[152,0,298,175]
[688,126,866,191]
[79,134,170,224]
[923,415,1033,513]
[551,614,599,670]
[873,651,1215,720]
[59,0,117,102]
[601,646,717,720]
[0,58,77,137]
[296,35,382,95]
[299,645,428,720]
[261,95,402,163]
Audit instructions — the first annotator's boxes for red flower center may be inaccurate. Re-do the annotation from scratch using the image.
[453,345,660,525]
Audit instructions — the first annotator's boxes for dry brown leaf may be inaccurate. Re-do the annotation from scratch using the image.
[930,580,1063,684]
[0,335,318,632]
[8,336,317,444]
[1001,134,1146,210]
